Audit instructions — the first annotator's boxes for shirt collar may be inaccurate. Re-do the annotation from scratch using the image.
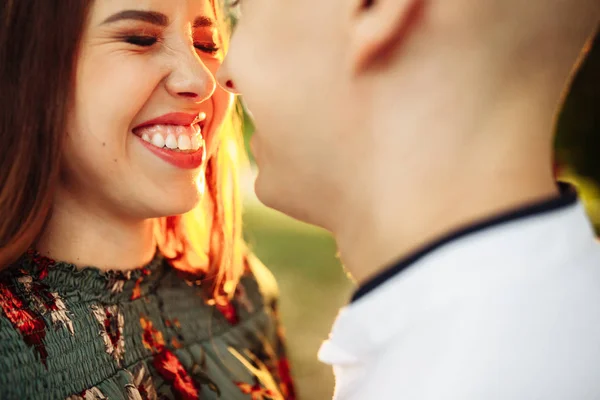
[352,183,578,303]
[319,184,596,365]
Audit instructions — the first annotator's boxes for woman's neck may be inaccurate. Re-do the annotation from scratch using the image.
[36,192,156,271]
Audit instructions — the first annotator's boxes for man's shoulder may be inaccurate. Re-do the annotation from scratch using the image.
[353,280,600,400]
[357,245,600,399]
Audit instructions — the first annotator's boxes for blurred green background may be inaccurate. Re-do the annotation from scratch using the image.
[242,32,600,400]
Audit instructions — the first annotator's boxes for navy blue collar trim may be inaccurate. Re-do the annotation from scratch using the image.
[351,183,578,303]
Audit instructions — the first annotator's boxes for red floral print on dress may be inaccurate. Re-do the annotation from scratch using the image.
[230,347,285,400]
[64,386,108,400]
[18,275,74,335]
[236,378,277,400]
[107,270,132,294]
[240,328,295,400]
[273,322,296,400]
[270,303,297,399]
[131,268,152,300]
[140,316,165,352]
[0,284,48,366]
[0,253,75,368]
[25,249,54,280]
[91,304,125,366]
[277,357,295,400]
[215,299,239,325]
[153,349,199,400]
[125,362,158,400]
[20,250,76,335]
[140,315,200,399]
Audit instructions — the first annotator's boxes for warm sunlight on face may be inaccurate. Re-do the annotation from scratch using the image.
[63,0,234,220]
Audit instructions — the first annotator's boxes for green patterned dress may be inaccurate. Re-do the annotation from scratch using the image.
[0,250,295,400]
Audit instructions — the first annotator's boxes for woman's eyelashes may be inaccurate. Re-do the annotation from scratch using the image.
[121,35,220,55]
[124,35,158,47]
[194,42,220,54]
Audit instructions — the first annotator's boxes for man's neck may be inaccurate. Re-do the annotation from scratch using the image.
[336,172,558,285]
[332,102,559,284]
[332,45,569,283]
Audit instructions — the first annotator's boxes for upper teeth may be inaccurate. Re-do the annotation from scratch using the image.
[138,124,203,152]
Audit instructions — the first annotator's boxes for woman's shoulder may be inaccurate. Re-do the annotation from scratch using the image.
[0,257,113,399]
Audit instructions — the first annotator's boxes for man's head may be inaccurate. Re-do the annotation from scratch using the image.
[218,0,599,230]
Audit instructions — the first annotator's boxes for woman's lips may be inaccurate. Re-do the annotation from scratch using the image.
[135,130,206,170]
[132,112,208,169]
[134,112,206,129]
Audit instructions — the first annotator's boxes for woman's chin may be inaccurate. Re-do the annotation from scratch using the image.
[164,199,200,217]
[169,193,202,216]
[144,185,203,219]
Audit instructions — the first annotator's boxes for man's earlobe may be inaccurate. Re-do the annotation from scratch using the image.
[349,0,425,75]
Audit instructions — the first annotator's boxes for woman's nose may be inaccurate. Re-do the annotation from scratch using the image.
[165,50,216,102]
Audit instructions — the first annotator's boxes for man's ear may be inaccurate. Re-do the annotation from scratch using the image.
[349,0,425,74]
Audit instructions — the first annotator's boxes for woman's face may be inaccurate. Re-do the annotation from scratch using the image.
[63,0,232,220]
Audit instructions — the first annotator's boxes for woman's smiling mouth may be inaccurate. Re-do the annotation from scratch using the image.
[137,123,204,152]
[132,112,208,169]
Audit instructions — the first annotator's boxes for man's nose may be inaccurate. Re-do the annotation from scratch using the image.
[216,58,240,95]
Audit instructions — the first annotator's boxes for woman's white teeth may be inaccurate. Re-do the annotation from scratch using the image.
[178,135,191,150]
[165,134,178,149]
[151,133,165,148]
[138,126,203,151]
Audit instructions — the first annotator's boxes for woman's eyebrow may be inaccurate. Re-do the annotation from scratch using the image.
[101,10,169,26]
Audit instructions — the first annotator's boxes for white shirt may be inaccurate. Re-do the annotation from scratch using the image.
[319,188,600,399]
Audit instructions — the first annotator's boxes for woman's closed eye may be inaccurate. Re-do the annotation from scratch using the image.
[124,35,159,47]
[194,42,220,54]
[122,34,219,55]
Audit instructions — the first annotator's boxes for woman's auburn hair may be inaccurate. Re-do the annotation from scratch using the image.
[0,0,247,300]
